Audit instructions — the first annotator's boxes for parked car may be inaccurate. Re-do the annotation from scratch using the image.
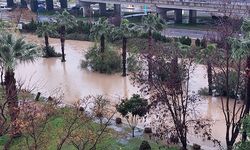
[0,4,12,11]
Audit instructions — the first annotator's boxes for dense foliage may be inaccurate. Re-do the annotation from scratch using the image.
[116,94,148,117]
[213,71,245,99]
[42,46,61,58]
[82,45,121,74]
[178,36,192,46]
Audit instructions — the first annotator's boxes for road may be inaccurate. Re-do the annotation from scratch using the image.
[162,28,216,39]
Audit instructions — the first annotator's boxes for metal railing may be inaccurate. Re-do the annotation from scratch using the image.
[79,0,250,14]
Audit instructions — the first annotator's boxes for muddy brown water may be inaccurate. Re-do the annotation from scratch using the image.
[16,34,241,149]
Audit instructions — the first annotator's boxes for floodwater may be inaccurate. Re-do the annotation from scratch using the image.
[17,34,137,104]
[16,34,240,149]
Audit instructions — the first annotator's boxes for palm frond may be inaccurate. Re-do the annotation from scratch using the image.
[0,33,39,70]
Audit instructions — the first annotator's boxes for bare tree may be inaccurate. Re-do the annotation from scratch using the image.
[133,42,214,150]
[57,96,115,150]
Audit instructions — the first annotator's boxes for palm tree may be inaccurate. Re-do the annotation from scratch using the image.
[7,0,14,7]
[240,19,250,141]
[112,19,137,76]
[36,22,55,57]
[90,18,112,53]
[142,14,165,81]
[200,38,216,95]
[60,0,68,9]
[46,0,54,11]
[54,10,77,62]
[0,33,37,137]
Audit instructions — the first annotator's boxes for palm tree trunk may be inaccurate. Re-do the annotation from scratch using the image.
[148,29,153,81]
[60,25,66,62]
[7,0,14,7]
[180,136,187,150]
[132,127,135,137]
[5,69,20,138]
[44,34,49,57]
[45,0,54,11]
[59,0,68,9]
[122,37,127,77]
[242,56,250,142]
[20,0,27,8]
[45,34,49,48]
[207,59,213,95]
[100,34,105,53]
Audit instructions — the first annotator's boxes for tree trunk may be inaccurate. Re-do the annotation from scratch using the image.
[180,137,187,150]
[226,142,233,150]
[148,29,153,81]
[100,34,105,53]
[242,56,250,142]
[207,59,213,95]
[5,69,20,138]
[59,0,68,9]
[30,0,38,12]
[132,127,135,137]
[60,25,66,62]
[45,0,54,11]
[122,37,127,77]
[45,34,49,48]
[44,34,49,56]
[20,0,27,8]
[7,0,14,7]
[0,66,4,87]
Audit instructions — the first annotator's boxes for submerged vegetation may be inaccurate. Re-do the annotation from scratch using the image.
[81,45,121,74]
[1,8,250,150]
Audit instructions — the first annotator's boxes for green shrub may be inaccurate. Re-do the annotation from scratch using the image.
[82,45,121,74]
[65,33,90,41]
[66,20,91,35]
[140,32,170,43]
[195,38,201,47]
[179,36,192,46]
[127,54,140,72]
[22,19,41,32]
[198,87,209,96]
[139,140,151,150]
[213,71,245,99]
[200,38,207,48]
[43,46,62,58]
[49,33,89,41]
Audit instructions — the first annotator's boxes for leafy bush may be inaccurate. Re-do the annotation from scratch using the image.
[127,54,140,72]
[49,33,90,41]
[42,46,62,58]
[139,140,151,150]
[198,87,210,96]
[22,19,41,32]
[116,94,148,117]
[66,20,91,35]
[66,33,90,41]
[179,36,192,46]
[82,45,121,74]
[235,116,250,149]
[213,71,245,99]
[116,94,148,137]
[140,32,170,43]
[195,38,201,47]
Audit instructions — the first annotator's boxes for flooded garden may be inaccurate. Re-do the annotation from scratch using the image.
[14,34,240,149]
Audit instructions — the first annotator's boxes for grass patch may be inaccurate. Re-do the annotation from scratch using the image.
[0,110,176,150]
